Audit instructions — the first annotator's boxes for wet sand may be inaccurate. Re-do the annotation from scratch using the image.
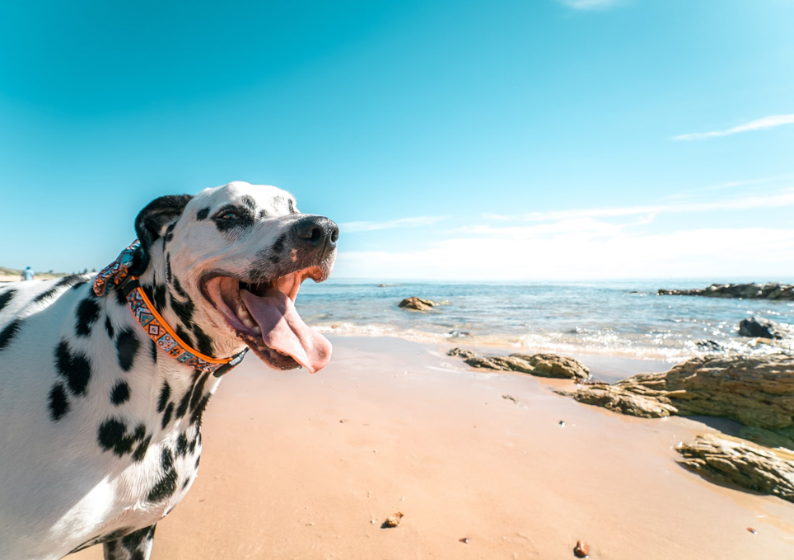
[72,336,794,559]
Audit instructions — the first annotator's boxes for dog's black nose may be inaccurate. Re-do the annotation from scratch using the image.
[293,216,339,251]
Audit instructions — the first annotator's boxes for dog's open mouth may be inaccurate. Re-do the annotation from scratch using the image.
[201,267,331,373]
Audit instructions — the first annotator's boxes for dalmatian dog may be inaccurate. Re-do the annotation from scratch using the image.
[0,181,338,560]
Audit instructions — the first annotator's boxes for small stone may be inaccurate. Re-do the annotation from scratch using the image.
[573,540,590,558]
[747,528,757,535]
[459,537,469,543]
[559,420,566,427]
[384,512,404,528]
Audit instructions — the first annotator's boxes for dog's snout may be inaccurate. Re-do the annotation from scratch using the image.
[294,216,339,251]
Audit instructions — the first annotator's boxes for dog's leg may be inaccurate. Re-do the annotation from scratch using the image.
[103,524,156,560]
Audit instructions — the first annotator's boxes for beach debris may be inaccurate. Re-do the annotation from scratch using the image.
[747,528,757,535]
[449,349,590,380]
[658,282,794,301]
[399,297,436,311]
[573,540,589,558]
[676,434,794,503]
[502,394,519,405]
[459,537,469,543]
[559,420,566,427]
[383,512,404,528]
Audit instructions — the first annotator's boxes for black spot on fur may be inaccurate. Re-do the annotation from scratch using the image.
[166,253,172,283]
[196,207,209,220]
[190,394,212,427]
[150,339,157,363]
[161,402,174,429]
[116,328,140,371]
[175,324,194,347]
[259,209,267,219]
[97,418,146,457]
[132,435,152,462]
[189,372,210,412]
[111,381,131,405]
[172,275,189,299]
[175,386,193,419]
[104,315,115,339]
[0,319,22,352]
[288,199,296,214]
[75,297,100,337]
[191,324,214,357]
[153,284,167,313]
[48,383,70,420]
[176,432,188,457]
[71,280,88,290]
[195,455,201,469]
[170,292,195,327]
[33,275,84,303]
[157,382,171,412]
[189,436,197,455]
[272,233,287,254]
[269,255,280,264]
[147,448,177,502]
[241,195,256,211]
[115,287,128,306]
[55,340,91,396]
[0,289,16,312]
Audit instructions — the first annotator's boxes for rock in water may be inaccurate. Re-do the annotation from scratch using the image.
[658,282,794,300]
[677,434,794,503]
[399,297,436,311]
[383,512,404,527]
[738,317,788,339]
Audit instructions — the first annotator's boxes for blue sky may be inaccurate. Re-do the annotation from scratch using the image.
[1,0,792,280]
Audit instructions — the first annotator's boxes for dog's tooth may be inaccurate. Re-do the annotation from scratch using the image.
[252,325,261,334]
[242,317,256,329]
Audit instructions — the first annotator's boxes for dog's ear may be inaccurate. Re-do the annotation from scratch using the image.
[131,195,193,274]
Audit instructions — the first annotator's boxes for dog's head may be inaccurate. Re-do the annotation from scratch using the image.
[132,181,337,373]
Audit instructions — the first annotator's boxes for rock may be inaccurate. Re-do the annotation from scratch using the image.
[739,317,790,339]
[383,512,404,528]
[658,282,794,301]
[399,297,436,311]
[558,384,678,418]
[447,330,470,338]
[447,347,475,359]
[676,434,794,503]
[512,353,590,380]
[450,349,590,380]
[558,354,794,447]
[573,540,590,558]
[695,339,723,351]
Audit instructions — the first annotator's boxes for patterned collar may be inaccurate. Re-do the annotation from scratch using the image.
[94,241,247,377]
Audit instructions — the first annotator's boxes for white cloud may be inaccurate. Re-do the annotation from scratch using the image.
[339,216,444,233]
[674,114,794,141]
[559,0,621,9]
[489,188,794,222]
[335,227,794,280]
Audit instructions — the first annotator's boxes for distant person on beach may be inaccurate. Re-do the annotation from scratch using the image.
[22,266,35,281]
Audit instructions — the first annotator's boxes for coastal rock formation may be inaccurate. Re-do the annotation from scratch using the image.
[399,297,436,311]
[739,317,791,340]
[448,348,590,380]
[559,354,794,446]
[658,282,794,300]
[676,435,794,503]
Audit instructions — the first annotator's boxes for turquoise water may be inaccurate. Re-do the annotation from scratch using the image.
[296,279,794,362]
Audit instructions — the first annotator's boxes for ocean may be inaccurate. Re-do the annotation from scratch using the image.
[296,279,794,363]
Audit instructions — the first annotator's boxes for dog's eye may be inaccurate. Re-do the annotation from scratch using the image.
[219,211,238,220]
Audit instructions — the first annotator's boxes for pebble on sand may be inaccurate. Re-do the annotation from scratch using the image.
[573,540,590,558]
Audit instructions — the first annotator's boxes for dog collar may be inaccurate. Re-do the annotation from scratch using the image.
[94,241,247,377]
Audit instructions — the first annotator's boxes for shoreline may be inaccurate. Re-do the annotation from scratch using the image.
[71,335,794,559]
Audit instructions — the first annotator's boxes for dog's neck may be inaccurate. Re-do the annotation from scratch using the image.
[136,239,246,361]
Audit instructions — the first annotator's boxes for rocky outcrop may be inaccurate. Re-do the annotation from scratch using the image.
[658,282,794,300]
[399,297,436,311]
[676,434,794,503]
[739,317,792,340]
[559,354,794,447]
[448,348,590,380]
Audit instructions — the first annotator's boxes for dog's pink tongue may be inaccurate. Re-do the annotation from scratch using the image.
[240,289,332,373]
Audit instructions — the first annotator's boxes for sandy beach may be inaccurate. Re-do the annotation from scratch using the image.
[71,336,794,559]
